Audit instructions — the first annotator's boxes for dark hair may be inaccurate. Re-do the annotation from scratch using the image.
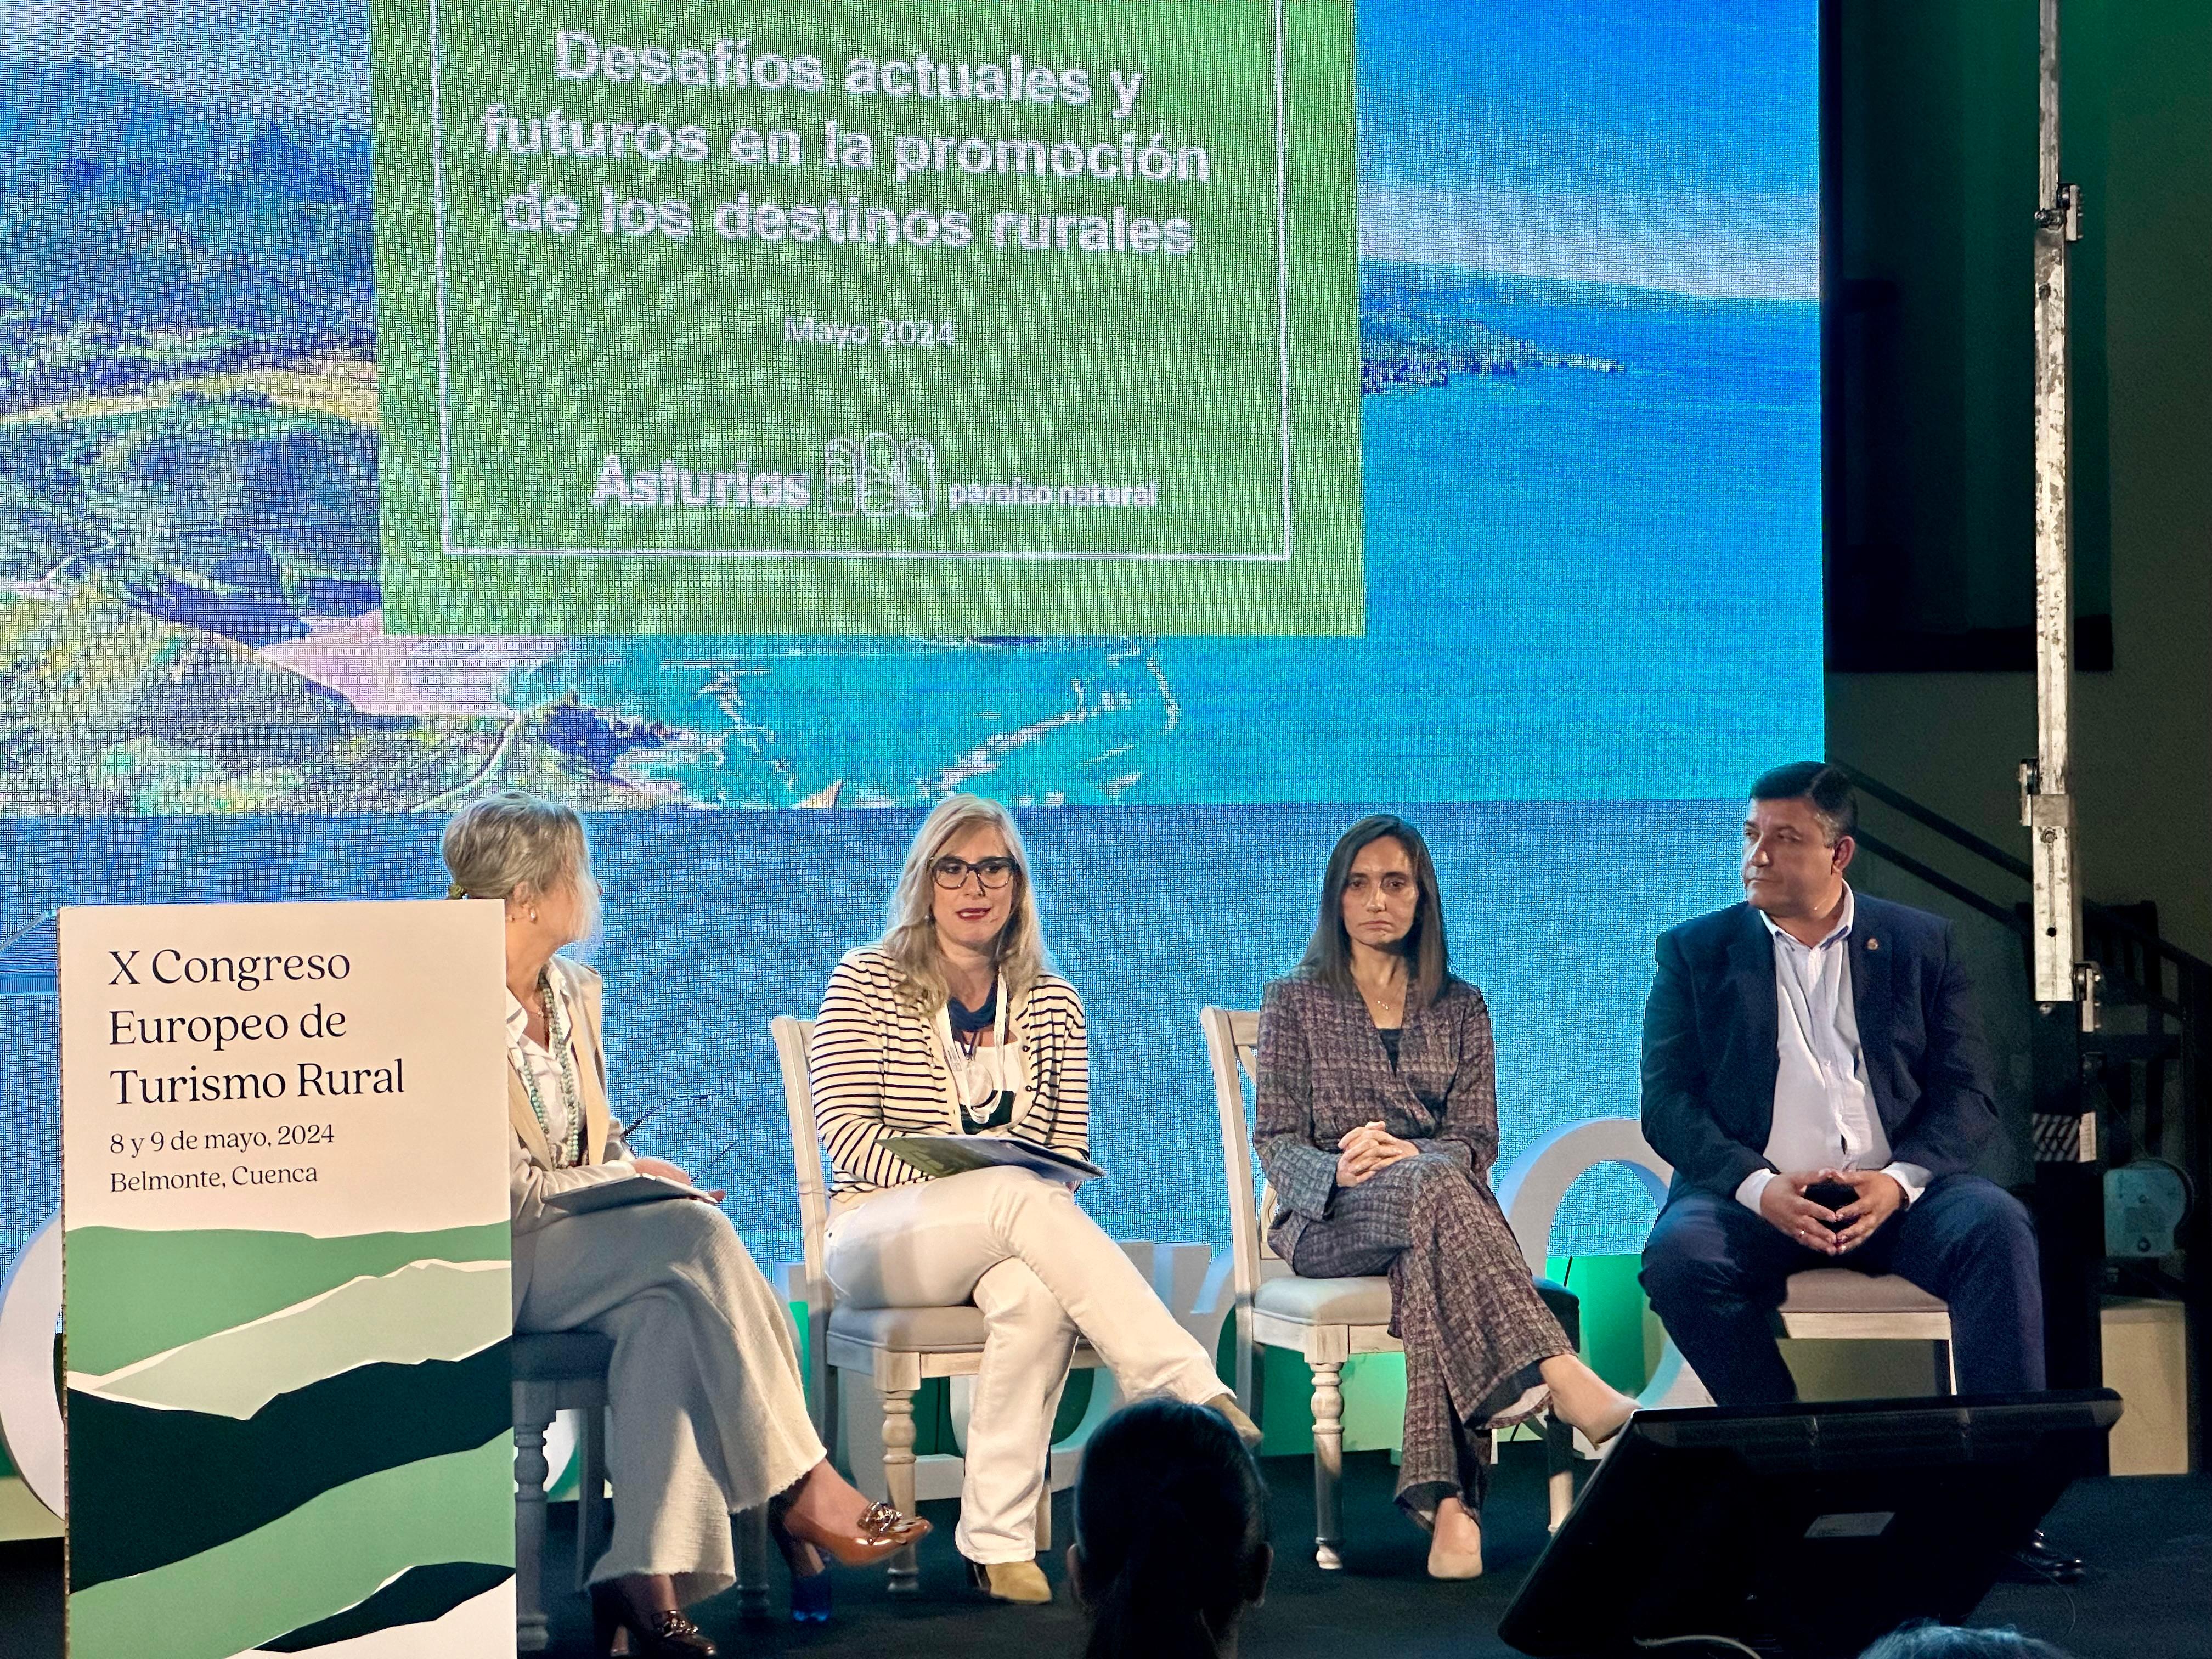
[1299,814,1451,1009]
[1750,760,1858,845]
[1073,1399,1271,1659]
[1859,1622,2074,1659]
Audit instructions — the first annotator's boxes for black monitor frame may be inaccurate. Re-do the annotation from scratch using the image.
[1499,1390,2121,1659]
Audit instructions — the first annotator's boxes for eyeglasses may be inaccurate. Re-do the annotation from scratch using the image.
[933,856,1019,891]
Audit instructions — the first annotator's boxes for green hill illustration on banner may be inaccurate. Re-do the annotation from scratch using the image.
[64,1226,515,1659]
[373,0,1363,635]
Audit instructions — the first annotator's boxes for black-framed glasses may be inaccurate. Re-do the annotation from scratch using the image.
[933,856,1019,891]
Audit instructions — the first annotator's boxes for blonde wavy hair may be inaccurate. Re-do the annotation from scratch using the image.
[878,794,1048,1012]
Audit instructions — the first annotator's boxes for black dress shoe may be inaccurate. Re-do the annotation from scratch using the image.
[591,1583,718,1656]
[2001,1529,2084,1585]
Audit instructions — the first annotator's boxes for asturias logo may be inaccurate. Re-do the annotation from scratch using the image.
[825,433,936,517]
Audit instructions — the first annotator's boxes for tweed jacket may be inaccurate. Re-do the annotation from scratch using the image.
[809,946,1091,1195]
[1253,969,1499,1261]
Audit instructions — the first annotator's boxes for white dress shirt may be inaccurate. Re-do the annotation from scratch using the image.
[1736,885,1932,1214]
[507,979,580,1166]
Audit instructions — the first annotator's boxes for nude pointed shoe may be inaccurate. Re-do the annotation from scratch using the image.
[1414,1502,1484,1581]
[1579,1392,1638,1458]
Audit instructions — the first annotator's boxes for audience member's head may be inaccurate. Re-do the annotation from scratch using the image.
[1069,1397,1271,1659]
[1860,1621,2075,1659]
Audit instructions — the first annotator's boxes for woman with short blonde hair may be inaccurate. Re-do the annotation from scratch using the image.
[809,794,1256,1605]
[445,793,927,1656]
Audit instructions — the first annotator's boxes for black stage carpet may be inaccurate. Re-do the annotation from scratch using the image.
[3,1445,2206,1656]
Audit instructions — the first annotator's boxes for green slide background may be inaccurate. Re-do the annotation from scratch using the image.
[375,0,1363,635]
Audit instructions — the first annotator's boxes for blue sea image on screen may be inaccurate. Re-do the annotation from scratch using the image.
[0,0,1820,1259]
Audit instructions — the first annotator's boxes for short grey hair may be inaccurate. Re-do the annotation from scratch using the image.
[441,793,601,943]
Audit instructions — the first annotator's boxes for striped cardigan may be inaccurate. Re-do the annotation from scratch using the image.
[808,946,1092,1194]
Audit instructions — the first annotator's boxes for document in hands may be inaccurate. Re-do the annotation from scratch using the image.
[881,1134,1108,1186]
[544,1173,709,1215]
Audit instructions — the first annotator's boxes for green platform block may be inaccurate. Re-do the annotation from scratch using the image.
[1545,1254,1655,1395]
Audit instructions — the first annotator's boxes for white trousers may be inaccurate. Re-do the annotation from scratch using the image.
[823,1165,1223,1561]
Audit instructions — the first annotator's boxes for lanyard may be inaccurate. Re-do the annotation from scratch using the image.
[935,978,1014,1131]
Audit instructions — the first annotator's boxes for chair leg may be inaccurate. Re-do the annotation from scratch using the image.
[1309,1360,1345,1571]
[1033,1480,1052,1553]
[735,1506,771,1621]
[575,1403,610,1593]
[881,1386,921,1594]
[1543,1410,1575,1533]
[514,1409,552,1652]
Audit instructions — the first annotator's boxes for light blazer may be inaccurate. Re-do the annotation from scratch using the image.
[1253,970,1498,1261]
[809,946,1090,1195]
[1640,894,1998,1201]
[508,955,634,1234]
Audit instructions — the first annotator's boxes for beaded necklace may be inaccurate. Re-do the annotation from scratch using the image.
[515,968,586,1168]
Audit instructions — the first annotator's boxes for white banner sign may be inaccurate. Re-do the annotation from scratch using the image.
[60,900,514,1659]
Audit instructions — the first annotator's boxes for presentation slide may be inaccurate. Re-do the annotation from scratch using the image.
[0,0,1821,1267]
[373,0,1364,635]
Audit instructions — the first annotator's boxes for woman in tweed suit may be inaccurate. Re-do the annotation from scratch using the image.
[810,794,1257,1604]
[1255,815,1635,1579]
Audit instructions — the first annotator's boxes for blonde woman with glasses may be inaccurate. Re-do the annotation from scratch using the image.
[809,794,1259,1606]
[443,794,927,1658]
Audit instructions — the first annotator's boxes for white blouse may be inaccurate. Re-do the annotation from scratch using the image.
[506,979,581,1166]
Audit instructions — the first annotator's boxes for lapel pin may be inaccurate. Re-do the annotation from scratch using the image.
[1866,937,1880,951]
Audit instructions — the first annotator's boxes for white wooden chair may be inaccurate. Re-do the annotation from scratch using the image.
[771,1014,1113,1591]
[1494,1118,1957,1404]
[1199,1006,1581,1569]
[511,1333,614,1652]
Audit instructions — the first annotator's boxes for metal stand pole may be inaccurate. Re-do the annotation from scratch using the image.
[2019,0,2104,1400]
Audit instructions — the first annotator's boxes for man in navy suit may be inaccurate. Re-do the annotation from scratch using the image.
[1639,761,2044,1405]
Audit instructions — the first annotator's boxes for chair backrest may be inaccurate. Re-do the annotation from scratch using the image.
[770,1015,829,1300]
[1198,1006,1278,1307]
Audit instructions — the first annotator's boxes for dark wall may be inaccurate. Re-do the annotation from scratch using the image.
[1827,0,2110,670]
[1829,0,2212,956]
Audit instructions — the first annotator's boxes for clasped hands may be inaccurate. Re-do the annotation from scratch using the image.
[1758,1166,1904,1255]
[1335,1119,1419,1189]
[634,1155,726,1204]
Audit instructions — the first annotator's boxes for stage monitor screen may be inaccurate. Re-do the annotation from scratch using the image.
[0,0,1822,1265]
[1501,1392,2124,1659]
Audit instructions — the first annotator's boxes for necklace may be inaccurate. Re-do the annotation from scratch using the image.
[947,980,998,1059]
[515,968,586,1167]
[1355,964,1407,1022]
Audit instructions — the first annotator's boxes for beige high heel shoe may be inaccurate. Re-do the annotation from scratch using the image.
[1411,1499,1484,1580]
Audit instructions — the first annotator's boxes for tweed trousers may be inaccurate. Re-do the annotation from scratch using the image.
[1288,1153,1571,1514]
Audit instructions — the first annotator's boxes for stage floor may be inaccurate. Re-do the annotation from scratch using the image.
[4,1444,2205,1656]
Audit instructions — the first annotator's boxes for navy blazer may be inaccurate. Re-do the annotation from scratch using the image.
[1640,894,1997,1200]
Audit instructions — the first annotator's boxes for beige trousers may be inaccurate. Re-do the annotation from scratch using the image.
[823,1165,1222,1561]
[515,1197,825,1605]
